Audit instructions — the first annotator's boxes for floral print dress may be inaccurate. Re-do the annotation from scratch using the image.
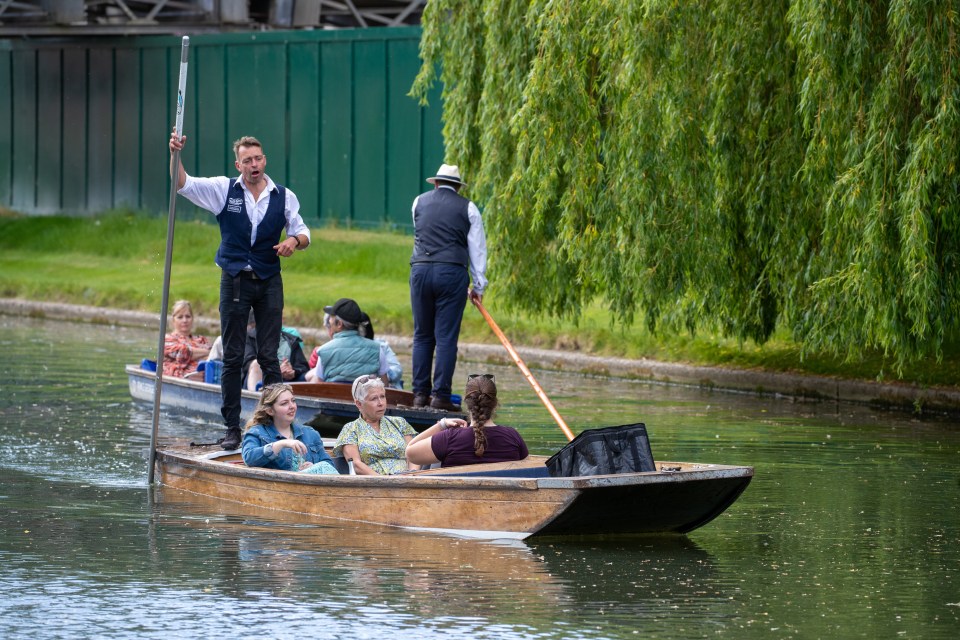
[332,415,416,475]
[162,332,210,377]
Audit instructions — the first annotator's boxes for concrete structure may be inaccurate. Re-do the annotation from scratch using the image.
[0,1,425,35]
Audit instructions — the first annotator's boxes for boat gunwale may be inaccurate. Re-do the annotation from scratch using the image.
[127,363,296,407]
[126,364,461,428]
[157,447,754,492]
[159,448,546,491]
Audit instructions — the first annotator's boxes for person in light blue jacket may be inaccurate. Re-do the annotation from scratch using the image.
[305,298,390,384]
[358,311,404,389]
[240,383,337,474]
[307,308,404,389]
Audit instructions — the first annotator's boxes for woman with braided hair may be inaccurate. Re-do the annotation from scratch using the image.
[405,374,528,468]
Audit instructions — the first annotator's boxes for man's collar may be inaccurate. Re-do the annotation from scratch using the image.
[234,175,277,194]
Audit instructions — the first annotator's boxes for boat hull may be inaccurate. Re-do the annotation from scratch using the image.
[127,365,456,434]
[526,472,751,536]
[156,446,753,539]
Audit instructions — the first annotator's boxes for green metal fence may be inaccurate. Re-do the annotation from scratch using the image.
[0,27,444,229]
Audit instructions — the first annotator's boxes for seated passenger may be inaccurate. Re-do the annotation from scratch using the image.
[162,300,211,379]
[406,375,528,468]
[208,335,224,361]
[332,375,419,475]
[241,383,338,473]
[358,311,404,389]
[304,298,390,384]
[244,314,311,390]
[306,312,336,369]
[307,310,403,388]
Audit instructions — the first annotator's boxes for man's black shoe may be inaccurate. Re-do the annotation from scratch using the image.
[220,427,242,450]
[412,393,430,408]
[430,396,461,412]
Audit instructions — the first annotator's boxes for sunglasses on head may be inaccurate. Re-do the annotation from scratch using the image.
[356,374,380,385]
[468,373,496,383]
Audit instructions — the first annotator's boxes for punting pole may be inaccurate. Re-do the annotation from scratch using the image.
[471,298,575,442]
[148,36,190,484]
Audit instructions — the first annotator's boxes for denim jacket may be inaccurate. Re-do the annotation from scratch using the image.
[241,422,332,471]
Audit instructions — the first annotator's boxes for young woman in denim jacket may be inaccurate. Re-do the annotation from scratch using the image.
[240,383,338,474]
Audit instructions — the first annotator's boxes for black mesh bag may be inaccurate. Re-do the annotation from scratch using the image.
[545,423,656,477]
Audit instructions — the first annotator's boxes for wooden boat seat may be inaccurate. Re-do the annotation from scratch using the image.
[412,457,552,478]
[323,456,550,477]
[289,381,417,406]
[427,466,551,479]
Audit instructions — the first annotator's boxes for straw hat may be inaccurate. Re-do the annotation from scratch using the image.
[426,163,466,187]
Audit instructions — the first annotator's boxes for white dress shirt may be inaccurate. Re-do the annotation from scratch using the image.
[179,173,311,248]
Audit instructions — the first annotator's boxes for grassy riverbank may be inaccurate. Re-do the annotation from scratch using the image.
[2,209,959,387]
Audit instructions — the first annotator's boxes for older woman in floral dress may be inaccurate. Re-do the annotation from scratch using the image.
[332,375,430,475]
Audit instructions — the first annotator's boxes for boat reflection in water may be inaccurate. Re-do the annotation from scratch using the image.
[150,485,572,618]
[530,537,723,614]
[150,485,728,630]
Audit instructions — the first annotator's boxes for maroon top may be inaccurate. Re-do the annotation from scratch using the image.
[430,424,529,467]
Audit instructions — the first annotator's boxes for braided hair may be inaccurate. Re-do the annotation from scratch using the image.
[463,376,499,457]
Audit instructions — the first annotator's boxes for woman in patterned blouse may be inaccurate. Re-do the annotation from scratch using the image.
[332,375,421,475]
[162,300,211,379]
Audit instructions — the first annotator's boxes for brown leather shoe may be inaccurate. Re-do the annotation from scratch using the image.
[430,396,461,412]
[413,393,430,408]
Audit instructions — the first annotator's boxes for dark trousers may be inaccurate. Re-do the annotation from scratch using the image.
[410,262,469,400]
[219,270,283,428]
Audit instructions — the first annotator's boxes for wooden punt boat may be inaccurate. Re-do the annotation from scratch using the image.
[156,443,753,540]
[126,364,461,434]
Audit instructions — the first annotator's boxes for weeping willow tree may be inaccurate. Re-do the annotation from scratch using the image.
[412,0,960,370]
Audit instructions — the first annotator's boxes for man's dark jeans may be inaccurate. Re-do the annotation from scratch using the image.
[410,262,469,401]
[219,270,283,428]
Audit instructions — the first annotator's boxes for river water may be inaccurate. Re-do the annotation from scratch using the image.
[0,315,957,639]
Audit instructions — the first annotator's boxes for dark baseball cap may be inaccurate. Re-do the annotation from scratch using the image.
[324,298,363,325]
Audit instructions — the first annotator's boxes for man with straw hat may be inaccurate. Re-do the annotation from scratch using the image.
[409,163,488,411]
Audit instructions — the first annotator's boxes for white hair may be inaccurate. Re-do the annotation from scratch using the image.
[352,375,385,402]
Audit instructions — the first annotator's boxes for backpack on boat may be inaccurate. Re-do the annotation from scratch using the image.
[545,423,656,477]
